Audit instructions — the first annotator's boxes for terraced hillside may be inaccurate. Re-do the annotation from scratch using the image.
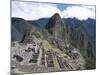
[11,32,85,73]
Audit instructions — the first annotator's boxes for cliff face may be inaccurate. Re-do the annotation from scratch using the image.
[46,13,65,39]
[44,13,68,51]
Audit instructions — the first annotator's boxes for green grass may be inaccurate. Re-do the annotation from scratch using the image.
[53,59,60,68]
[33,32,43,39]
[42,40,52,50]
[42,39,68,59]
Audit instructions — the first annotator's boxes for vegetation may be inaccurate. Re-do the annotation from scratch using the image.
[42,40,68,59]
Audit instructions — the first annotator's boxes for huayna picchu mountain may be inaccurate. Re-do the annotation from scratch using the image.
[43,13,68,51]
[45,13,65,38]
[11,13,96,74]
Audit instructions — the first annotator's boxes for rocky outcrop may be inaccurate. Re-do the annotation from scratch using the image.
[44,13,68,51]
[45,13,66,40]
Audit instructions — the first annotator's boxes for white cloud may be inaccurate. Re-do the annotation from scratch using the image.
[12,1,62,20]
[62,6,95,20]
[12,1,95,20]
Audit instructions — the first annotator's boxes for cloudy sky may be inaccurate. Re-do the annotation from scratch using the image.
[12,1,95,20]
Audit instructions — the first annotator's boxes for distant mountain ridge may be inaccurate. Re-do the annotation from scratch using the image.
[12,17,95,41]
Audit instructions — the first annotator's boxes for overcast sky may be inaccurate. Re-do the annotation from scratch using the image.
[12,1,95,20]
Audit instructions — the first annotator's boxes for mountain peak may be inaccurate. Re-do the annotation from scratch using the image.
[46,13,64,32]
[45,13,66,40]
[53,13,60,16]
[52,13,61,20]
